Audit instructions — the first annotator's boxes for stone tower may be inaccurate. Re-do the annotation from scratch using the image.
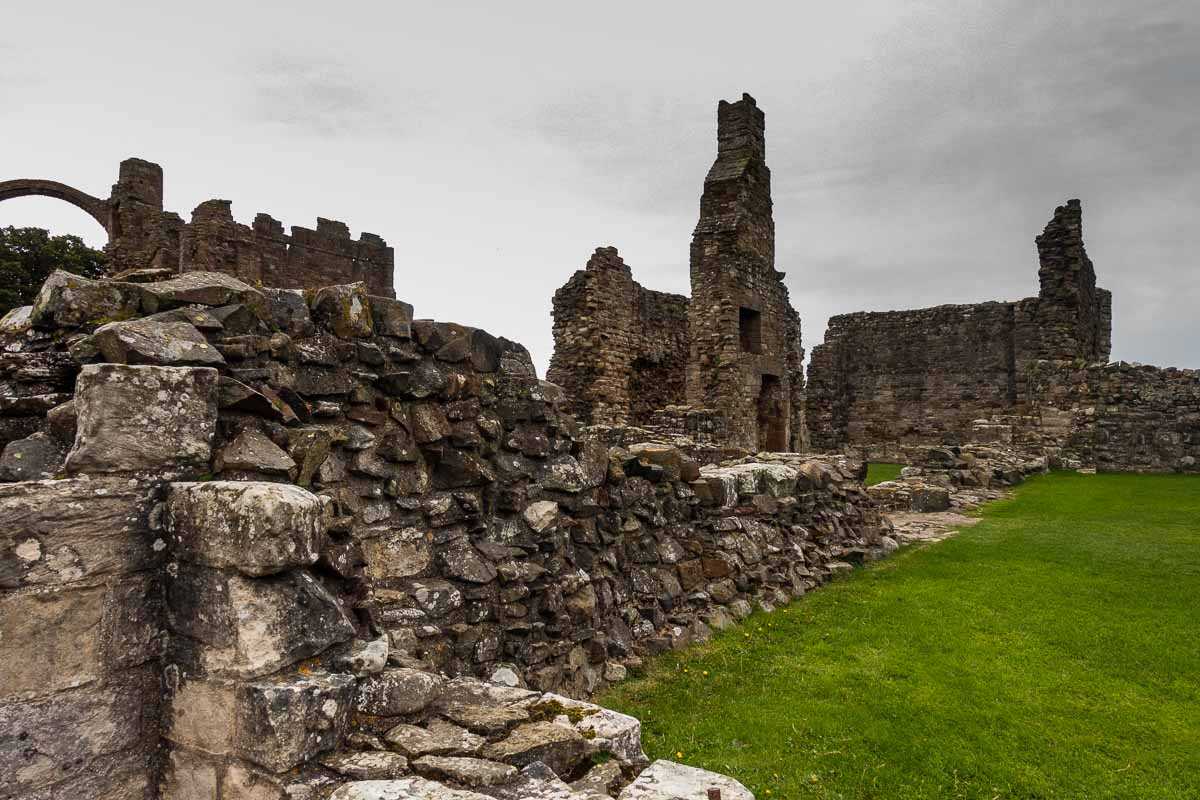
[685,94,805,452]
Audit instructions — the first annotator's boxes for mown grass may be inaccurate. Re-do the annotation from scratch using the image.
[599,473,1200,799]
[866,463,904,485]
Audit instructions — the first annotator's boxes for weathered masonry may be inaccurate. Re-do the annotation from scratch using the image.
[0,158,395,296]
[549,95,806,454]
[806,201,1199,473]
[0,266,888,799]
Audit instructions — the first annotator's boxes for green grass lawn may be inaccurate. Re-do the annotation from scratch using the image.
[599,473,1200,799]
[866,463,904,485]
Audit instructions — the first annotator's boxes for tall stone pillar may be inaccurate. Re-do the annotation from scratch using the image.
[685,94,802,452]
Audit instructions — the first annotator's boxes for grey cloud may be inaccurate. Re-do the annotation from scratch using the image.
[524,88,712,214]
[3,1,1196,375]
[518,2,1197,369]
[246,54,410,138]
[772,1,1200,366]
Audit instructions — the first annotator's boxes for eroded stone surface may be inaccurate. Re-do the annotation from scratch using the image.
[236,671,355,771]
[93,317,225,366]
[482,721,588,776]
[167,565,354,678]
[166,481,324,576]
[355,667,445,717]
[385,719,485,758]
[413,755,518,788]
[618,760,755,800]
[321,750,411,780]
[0,431,64,481]
[329,778,493,800]
[65,363,218,475]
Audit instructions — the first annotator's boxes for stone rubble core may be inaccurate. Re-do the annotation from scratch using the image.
[0,266,896,798]
[805,200,1200,474]
[548,94,806,456]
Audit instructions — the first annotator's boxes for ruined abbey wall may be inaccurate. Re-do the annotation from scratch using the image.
[805,200,1200,473]
[549,95,806,456]
[807,201,1114,450]
[0,267,888,798]
[0,158,396,297]
[547,247,689,427]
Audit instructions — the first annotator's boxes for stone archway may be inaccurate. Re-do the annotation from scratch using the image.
[0,179,113,240]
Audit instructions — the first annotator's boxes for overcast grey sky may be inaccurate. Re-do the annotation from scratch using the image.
[3,0,1197,372]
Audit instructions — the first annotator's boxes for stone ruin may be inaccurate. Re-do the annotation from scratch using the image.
[0,159,395,297]
[805,199,1200,474]
[0,255,890,799]
[546,95,1196,474]
[1,89,1197,800]
[549,94,806,456]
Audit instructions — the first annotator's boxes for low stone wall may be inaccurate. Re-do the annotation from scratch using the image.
[0,269,891,798]
[837,361,1200,476]
[867,444,1049,512]
[1027,361,1200,473]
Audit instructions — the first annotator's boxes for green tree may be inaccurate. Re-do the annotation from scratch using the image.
[0,226,107,317]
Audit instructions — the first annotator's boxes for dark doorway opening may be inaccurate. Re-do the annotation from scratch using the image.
[757,374,787,451]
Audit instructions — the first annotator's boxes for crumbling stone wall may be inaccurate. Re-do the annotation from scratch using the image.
[550,95,806,455]
[807,200,1113,452]
[1024,361,1200,473]
[0,267,889,798]
[0,158,395,297]
[548,247,689,427]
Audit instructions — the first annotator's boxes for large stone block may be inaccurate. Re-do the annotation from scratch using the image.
[167,564,354,678]
[354,667,445,716]
[329,778,493,800]
[30,270,141,329]
[481,721,589,776]
[537,693,647,768]
[0,584,105,700]
[617,760,754,800]
[166,678,238,756]
[167,481,325,576]
[0,477,156,590]
[65,364,218,476]
[0,431,65,481]
[236,671,355,771]
[312,283,374,338]
[138,271,268,316]
[370,295,414,339]
[93,317,226,366]
[0,670,157,797]
[162,748,220,800]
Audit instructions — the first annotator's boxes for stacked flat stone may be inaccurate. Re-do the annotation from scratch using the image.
[0,267,888,798]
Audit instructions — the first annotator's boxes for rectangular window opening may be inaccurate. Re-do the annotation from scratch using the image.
[739,307,763,353]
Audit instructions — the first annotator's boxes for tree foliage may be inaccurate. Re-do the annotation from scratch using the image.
[0,226,107,317]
